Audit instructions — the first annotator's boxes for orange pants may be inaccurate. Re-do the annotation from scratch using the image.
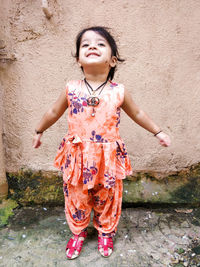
[63,179,123,236]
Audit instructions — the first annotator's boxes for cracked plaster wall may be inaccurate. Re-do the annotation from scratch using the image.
[0,0,200,174]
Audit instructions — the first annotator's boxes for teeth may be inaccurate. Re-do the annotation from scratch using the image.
[88,53,98,56]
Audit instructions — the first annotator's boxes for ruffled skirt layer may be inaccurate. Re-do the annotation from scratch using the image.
[54,134,132,191]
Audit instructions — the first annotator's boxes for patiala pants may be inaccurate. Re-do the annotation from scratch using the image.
[63,179,123,236]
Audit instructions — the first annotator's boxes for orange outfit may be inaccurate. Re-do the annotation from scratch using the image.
[54,80,132,236]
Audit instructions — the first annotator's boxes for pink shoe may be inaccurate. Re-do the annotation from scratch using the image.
[66,230,87,259]
[98,235,113,257]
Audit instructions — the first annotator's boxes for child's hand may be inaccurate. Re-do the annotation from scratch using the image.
[32,133,43,148]
[155,132,171,147]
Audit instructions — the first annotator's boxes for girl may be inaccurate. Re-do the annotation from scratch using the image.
[32,26,171,259]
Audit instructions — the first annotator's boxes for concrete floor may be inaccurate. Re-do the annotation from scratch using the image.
[1,206,200,267]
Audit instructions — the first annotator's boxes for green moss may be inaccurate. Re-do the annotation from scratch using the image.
[123,162,200,205]
[6,162,200,206]
[169,177,200,203]
[123,180,145,202]
[168,163,200,204]
[177,248,185,254]
[0,199,18,227]
[7,169,63,206]
[192,246,200,255]
[123,178,172,203]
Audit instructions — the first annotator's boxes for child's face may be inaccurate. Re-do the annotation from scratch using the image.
[78,30,116,70]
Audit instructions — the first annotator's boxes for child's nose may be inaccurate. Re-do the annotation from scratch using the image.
[89,43,97,50]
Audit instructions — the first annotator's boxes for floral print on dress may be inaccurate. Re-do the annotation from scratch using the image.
[83,162,98,184]
[61,153,71,173]
[90,130,108,143]
[68,91,88,115]
[65,154,71,169]
[59,138,66,150]
[93,195,106,206]
[94,212,102,228]
[63,183,69,197]
[72,208,86,221]
[104,172,116,188]
[83,166,93,184]
[116,141,128,159]
[116,107,121,127]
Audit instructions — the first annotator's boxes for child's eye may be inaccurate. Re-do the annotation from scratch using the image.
[82,44,89,47]
[98,43,105,47]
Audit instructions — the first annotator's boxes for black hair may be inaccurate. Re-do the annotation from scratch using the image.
[75,26,124,81]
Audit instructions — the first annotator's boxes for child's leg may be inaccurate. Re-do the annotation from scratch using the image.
[63,182,92,234]
[92,180,123,256]
[63,182,92,259]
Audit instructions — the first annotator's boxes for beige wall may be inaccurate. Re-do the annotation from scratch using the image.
[1,0,200,175]
[0,81,8,198]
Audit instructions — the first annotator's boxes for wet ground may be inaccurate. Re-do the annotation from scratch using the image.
[1,205,200,267]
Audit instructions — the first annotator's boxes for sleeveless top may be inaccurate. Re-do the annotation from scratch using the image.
[54,80,132,191]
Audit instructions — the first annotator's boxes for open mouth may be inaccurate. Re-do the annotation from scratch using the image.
[87,53,99,57]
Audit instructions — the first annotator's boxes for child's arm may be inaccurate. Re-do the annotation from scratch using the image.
[32,88,68,148]
[121,88,171,147]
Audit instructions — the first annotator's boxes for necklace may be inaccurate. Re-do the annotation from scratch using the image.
[84,78,107,117]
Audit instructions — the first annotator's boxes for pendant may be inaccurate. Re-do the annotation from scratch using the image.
[91,107,95,117]
[87,96,100,106]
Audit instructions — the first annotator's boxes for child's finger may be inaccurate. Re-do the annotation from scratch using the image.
[160,141,167,147]
[34,141,42,148]
[34,140,39,148]
[160,138,170,147]
[32,140,38,148]
[32,136,42,148]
